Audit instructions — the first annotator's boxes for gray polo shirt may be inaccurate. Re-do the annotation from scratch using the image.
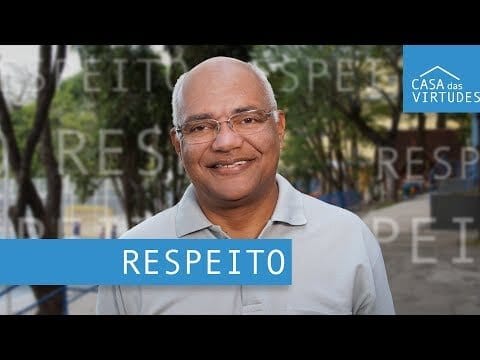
[97,174,395,315]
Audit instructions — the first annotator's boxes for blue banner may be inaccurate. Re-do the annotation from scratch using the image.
[0,239,292,285]
[403,45,480,112]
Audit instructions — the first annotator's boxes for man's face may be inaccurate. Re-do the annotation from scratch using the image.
[170,61,286,206]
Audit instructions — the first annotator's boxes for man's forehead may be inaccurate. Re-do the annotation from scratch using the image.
[181,70,265,111]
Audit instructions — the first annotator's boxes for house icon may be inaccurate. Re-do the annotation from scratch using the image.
[420,65,460,81]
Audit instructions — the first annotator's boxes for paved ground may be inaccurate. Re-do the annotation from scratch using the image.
[362,194,480,314]
[68,290,97,315]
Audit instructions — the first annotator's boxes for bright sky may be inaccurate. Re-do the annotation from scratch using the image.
[0,45,166,77]
[0,45,166,105]
[0,45,82,79]
[0,45,82,104]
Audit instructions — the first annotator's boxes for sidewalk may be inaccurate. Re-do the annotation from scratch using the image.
[68,290,97,315]
[360,194,480,314]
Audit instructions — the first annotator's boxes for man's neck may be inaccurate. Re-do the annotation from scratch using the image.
[196,181,279,239]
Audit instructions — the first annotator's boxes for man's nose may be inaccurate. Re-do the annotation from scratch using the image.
[211,121,243,151]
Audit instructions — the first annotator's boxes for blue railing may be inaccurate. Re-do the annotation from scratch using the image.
[0,285,19,298]
[0,285,98,315]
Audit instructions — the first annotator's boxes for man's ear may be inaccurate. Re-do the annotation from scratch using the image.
[276,111,286,149]
[170,128,182,159]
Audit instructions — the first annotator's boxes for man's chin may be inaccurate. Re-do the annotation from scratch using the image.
[209,189,253,204]
[216,191,250,202]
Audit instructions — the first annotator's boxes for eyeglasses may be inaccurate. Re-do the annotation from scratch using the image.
[175,109,280,145]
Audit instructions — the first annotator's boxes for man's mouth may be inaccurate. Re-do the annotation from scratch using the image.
[213,160,248,169]
[207,158,255,173]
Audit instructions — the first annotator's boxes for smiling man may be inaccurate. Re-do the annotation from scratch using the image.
[170,57,285,240]
[96,57,395,315]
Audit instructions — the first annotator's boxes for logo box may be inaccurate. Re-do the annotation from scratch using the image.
[403,45,480,113]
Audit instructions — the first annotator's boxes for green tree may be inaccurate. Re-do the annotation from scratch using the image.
[50,73,100,201]
[252,45,406,200]
[0,45,67,314]
[252,46,370,194]
[76,45,181,228]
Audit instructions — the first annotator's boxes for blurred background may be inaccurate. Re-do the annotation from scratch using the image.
[0,45,478,315]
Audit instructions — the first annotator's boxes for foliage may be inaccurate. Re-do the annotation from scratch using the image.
[251,45,388,192]
[51,73,100,201]
[75,45,179,226]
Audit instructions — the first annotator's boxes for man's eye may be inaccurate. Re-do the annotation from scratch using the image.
[240,116,260,125]
[187,123,214,133]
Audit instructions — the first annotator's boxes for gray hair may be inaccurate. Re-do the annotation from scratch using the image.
[171,61,277,128]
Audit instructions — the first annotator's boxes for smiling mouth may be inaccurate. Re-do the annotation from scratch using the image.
[213,160,248,169]
[207,159,255,172]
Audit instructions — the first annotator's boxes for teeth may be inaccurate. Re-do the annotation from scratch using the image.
[214,161,247,169]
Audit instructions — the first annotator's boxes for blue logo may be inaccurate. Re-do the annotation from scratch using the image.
[403,45,480,112]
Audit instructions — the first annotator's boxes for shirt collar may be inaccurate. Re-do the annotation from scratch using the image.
[271,173,307,226]
[175,184,213,237]
[175,173,307,237]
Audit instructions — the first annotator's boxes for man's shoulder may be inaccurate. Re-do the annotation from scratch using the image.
[299,192,381,263]
[300,192,364,228]
[120,205,178,239]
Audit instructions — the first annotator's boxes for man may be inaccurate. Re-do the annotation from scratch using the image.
[96,57,395,315]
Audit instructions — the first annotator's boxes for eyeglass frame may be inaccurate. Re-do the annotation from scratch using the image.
[174,108,282,144]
